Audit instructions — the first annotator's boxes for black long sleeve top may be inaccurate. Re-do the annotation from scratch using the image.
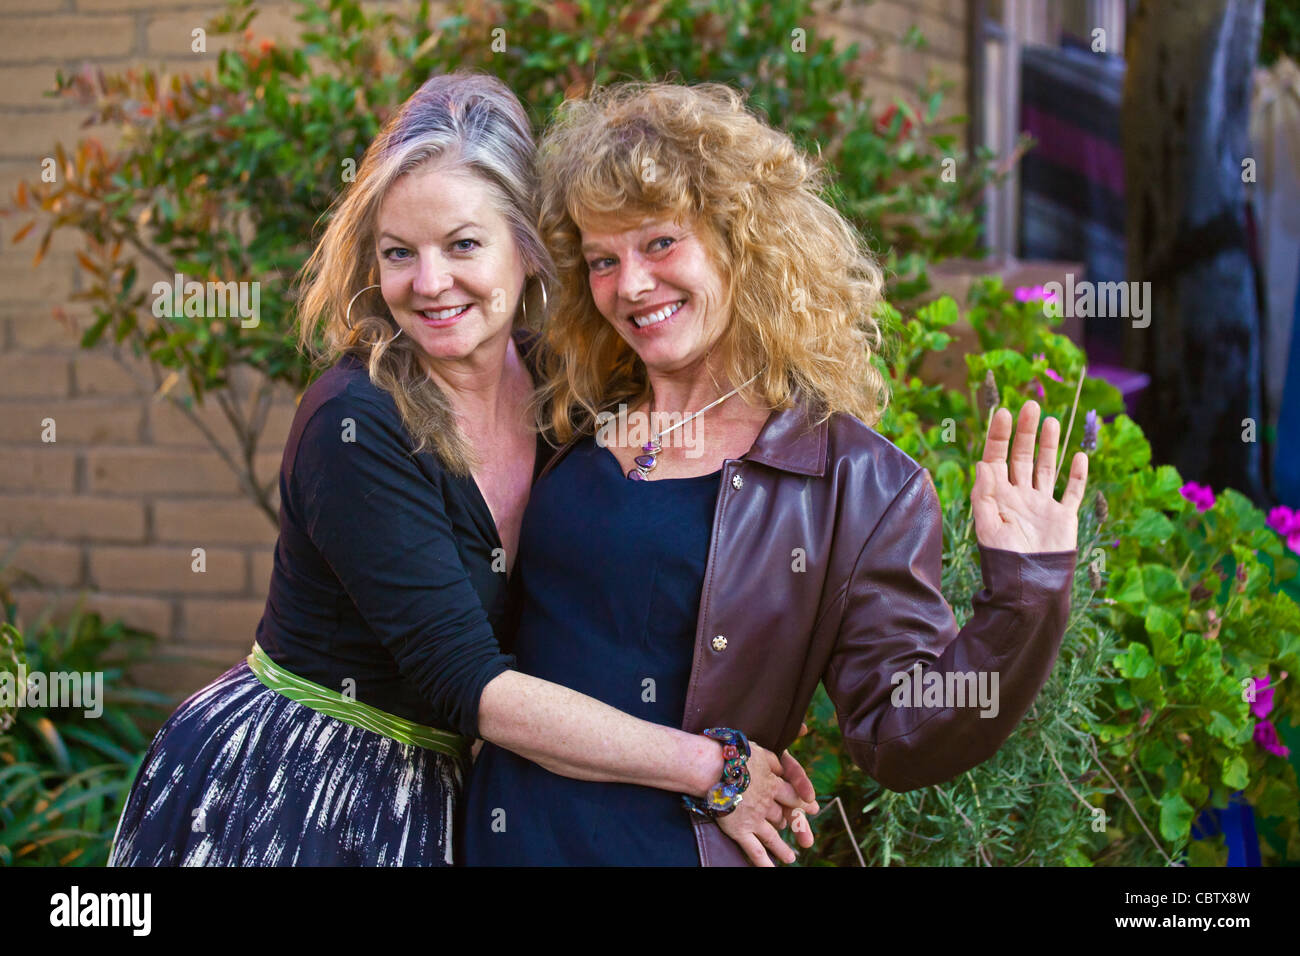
[255,337,545,738]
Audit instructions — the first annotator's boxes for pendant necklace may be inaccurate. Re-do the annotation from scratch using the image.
[626,370,764,481]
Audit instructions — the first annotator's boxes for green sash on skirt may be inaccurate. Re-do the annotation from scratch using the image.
[246,642,469,765]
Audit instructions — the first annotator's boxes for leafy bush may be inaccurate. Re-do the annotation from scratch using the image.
[0,589,171,866]
[791,282,1300,866]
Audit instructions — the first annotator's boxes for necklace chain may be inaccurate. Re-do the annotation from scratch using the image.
[626,370,764,481]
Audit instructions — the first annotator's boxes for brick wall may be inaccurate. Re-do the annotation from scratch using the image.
[0,0,969,699]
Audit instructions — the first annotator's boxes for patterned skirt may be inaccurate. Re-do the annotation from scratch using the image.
[108,651,466,866]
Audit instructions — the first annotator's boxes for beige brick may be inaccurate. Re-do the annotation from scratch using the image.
[7,310,84,349]
[146,4,308,56]
[154,498,276,546]
[77,0,215,11]
[13,589,175,638]
[0,495,145,541]
[127,642,242,698]
[0,353,70,396]
[0,63,71,109]
[90,544,246,592]
[916,7,966,57]
[180,597,265,644]
[0,399,142,443]
[0,159,36,206]
[0,108,110,161]
[0,252,76,303]
[0,447,77,491]
[0,16,136,62]
[915,0,966,23]
[72,353,149,396]
[143,12,240,57]
[0,0,74,16]
[85,447,240,494]
[80,592,175,636]
[0,540,82,588]
[148,394,295,449]
[87,447,240,494]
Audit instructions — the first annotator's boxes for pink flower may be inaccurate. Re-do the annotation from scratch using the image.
[1030,354,1064,399]
[1250,676,1274,719]
[1015,285,1060,304]
[1267,506,1300,554]
[1180,481,1216,512]
[1267,506,1298,535]
[1254,720,1291,758]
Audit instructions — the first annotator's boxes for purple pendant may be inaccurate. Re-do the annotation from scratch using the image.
[642,441,660,453]
[627,468,647,480]
[634,454,657,469]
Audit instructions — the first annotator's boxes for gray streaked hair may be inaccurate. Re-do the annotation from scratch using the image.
[295,71,554,473]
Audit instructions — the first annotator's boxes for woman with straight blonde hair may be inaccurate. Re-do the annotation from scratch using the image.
[109,72,816,868]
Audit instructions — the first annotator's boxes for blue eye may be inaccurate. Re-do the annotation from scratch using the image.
[453,238,480,252]
[382,247,411,261]
[650,237,675,252]
[589,257,614,271]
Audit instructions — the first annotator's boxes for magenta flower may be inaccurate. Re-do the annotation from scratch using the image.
[1267,506,1300,555]
[1180,481,1216,512]
[1254,720,1292,758]
[1030,354,1064,399]
[1016,285,1060,304]
[1266,506,1298,535]
[1250,676,1275,719]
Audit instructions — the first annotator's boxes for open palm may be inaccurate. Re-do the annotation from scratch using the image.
[972,400,1088,553]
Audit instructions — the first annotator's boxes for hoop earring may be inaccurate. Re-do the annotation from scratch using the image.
[520,277,549,324]
[345,284,381,330]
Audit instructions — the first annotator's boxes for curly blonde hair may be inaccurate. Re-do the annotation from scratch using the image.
[294,72,554,474]
[534,81,889,443]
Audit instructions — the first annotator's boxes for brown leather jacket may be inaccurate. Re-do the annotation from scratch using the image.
[535,395,1078,866]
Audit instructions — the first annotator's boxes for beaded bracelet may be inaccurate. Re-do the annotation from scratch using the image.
[681,728,752,819]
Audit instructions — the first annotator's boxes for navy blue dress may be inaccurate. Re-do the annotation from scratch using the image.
[463,435,719,866]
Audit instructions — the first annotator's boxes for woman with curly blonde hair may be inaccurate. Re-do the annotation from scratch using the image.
[462,82,1089,866]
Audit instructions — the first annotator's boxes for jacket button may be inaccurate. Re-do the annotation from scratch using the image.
[731,473,744,490]
[711,635,728,651]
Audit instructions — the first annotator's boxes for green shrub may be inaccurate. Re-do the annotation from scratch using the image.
[0,591,171,866]
[791,282,1300,866]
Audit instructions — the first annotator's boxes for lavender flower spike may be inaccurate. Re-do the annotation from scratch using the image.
[1081,409,1099,453]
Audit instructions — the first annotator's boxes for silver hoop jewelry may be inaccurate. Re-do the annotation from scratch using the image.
[346,283,403,346]
[521,276,549,324]
[345,284,381,330]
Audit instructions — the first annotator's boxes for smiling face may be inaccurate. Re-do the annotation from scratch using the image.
[374,160,528,369]
[580,215,730,376]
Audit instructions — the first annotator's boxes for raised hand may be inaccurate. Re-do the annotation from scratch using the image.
[972,400,1088,553]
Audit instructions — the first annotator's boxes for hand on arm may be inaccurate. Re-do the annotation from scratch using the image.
[478,672,817,815]
[713,746,819,866]
[297,391,815,840]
